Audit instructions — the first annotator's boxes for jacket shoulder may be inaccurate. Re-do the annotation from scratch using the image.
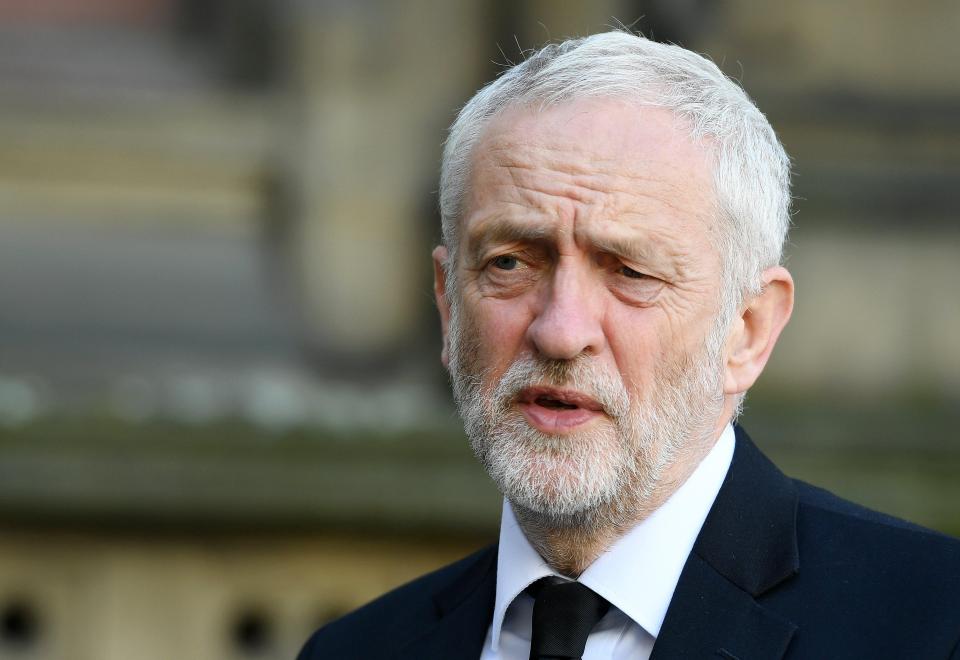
[780,479,960,654]
[297,544,496,660]
[794,477,960,549]
[793,478,960,587]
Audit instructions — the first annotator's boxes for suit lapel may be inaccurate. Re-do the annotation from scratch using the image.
[652,426,800,660]
[395,545,497,660]
[650,553,797,660]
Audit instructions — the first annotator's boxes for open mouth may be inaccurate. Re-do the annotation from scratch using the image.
[534,395,579,410]
[515,386,604,432]
[518,387,603,411]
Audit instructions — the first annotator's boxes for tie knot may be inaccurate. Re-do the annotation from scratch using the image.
[528,578,611,660]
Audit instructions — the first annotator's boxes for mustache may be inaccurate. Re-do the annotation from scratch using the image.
[491,355,631,419]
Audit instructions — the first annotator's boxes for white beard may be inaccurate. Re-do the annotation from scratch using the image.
[447,296,726,531]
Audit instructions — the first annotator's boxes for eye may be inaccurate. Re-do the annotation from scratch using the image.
[619,265,648,279]
[490,254,519,271]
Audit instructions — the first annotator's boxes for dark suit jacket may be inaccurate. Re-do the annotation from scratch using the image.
[298,426,960,659]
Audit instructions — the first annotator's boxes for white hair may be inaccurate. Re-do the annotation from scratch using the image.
[439,31,791,314]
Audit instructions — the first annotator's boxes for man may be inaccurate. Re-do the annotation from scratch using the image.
[298,32,960,659]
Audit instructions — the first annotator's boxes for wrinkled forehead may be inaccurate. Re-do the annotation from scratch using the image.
[460,99,721,255]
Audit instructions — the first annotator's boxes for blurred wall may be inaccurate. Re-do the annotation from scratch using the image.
[0,1,957,658]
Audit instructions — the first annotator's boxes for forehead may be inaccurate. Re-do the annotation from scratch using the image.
[479,99,709,168]
[461,99,719,260]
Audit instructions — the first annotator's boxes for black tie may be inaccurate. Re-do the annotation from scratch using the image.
[527,577,611,660]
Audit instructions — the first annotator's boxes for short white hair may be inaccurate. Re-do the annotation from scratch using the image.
[439,31,791,314]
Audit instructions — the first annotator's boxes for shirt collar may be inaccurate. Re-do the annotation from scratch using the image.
[490,424,735,651]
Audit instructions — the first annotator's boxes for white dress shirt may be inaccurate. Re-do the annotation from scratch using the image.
[479,424,735,660]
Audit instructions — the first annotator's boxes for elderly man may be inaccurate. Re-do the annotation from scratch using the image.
[298,32,960,659]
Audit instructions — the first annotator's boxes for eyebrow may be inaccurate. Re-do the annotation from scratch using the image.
[466,217,556,265]
[464,215,680,276]
[592,230,684,280]
[589,233,659,265]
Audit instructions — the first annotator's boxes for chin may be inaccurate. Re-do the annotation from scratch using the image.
[476,419,635,522]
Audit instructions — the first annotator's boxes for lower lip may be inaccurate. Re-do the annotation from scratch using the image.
[518,401,603,433]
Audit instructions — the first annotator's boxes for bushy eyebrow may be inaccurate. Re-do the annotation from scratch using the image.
[466,217,555,265]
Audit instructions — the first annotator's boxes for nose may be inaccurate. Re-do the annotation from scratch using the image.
[526,261,605,360]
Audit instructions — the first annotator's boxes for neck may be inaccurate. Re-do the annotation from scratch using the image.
[512,410,734,577]
[511,507,618,577]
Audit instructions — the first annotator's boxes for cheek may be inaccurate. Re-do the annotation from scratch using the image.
[468,296,534,375]
[650,285,721,352]
[602,308,663,393]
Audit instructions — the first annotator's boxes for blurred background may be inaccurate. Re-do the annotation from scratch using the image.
[0,1,957,658]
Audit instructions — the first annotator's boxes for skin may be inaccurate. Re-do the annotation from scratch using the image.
[433,99,794,575]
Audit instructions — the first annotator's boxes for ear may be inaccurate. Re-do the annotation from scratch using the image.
[432,245,452,369]
[723,266,794,396]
